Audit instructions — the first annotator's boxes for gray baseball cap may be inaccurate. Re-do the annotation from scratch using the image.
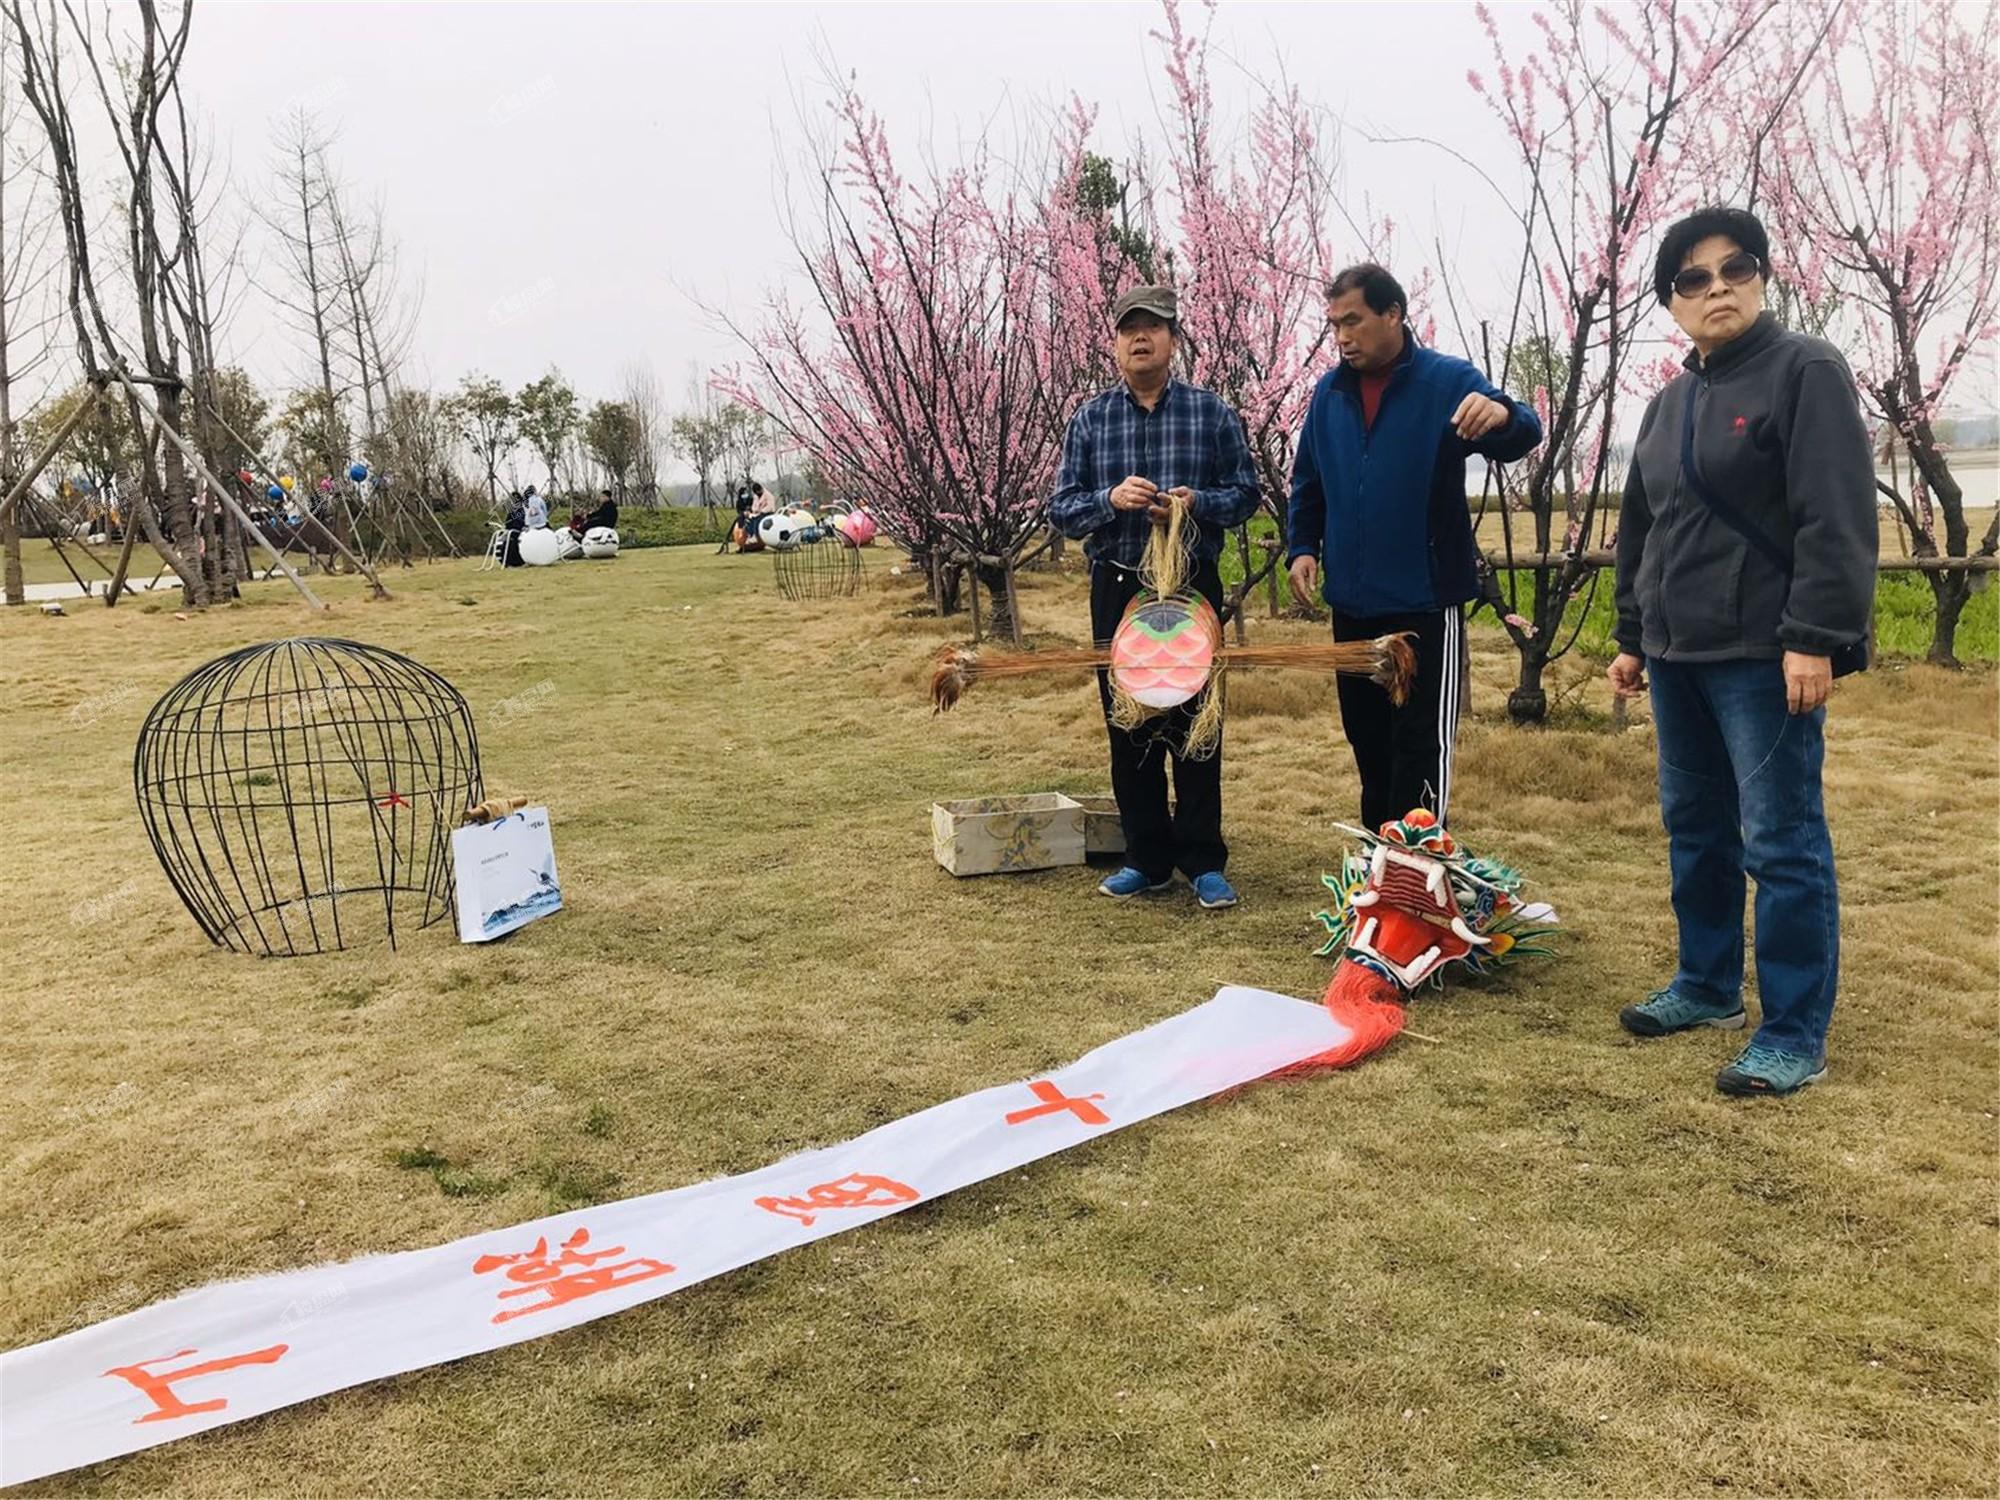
[1111,284,1178,329]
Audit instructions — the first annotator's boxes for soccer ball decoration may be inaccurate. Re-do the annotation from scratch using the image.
[758,513,803,550]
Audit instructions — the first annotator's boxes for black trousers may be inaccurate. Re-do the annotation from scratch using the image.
[1331,604,1462,832]
[1091,558,1227,881]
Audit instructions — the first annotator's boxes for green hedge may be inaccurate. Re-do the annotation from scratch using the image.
[618,506,731,549]
[1215,507,1995,663]
[1481,565,1998,663]
[1216,514,1286,592]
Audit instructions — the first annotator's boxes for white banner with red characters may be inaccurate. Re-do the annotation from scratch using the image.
[0,985,1347,1486]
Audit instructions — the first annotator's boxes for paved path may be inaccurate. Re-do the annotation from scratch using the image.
[15,573,180,604]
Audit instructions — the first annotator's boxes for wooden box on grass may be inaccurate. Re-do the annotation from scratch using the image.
[1072,795,1126,859]
[931,794,1086,876]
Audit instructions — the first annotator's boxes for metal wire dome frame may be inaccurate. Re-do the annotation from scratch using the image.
[133,637,483,956]
[772,534,865,601]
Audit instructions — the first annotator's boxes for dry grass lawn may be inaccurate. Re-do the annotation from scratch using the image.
[1,544,1995,1496]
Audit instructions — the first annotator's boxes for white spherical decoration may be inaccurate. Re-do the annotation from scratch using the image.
[518,527,561,566]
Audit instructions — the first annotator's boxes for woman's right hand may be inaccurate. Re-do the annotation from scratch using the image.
[1607,653,1647,698]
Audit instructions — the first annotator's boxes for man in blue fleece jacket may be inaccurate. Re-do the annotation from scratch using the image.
[1287,263,1544,831]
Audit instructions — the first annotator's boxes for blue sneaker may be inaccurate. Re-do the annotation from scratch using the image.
[1716,1042,1827,1097]
[1618,987,1747,1037]
[1192,871,1239,910]
[1099,866,1172,898]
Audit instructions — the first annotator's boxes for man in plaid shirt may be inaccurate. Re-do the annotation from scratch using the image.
[1048,285,1263,909]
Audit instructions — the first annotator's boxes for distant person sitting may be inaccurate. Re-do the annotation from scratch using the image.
[523,485,548,530]
[720,488,752,552]
[501,491,527,567]
[750,482,775,515]
[584,490,619,532]
[721,483,755,553]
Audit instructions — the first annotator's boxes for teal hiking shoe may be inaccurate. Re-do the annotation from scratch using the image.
[1618,987,1747,1037]
[1716,1042,1827,1097]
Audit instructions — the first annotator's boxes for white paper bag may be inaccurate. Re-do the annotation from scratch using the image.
[452,807,562,942]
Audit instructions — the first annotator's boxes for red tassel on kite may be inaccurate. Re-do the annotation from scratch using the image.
[1271,961,1408,1076]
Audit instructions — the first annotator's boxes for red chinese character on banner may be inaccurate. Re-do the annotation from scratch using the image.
[103,1344,290,1424]
[1003,1079,1109,1127]
[471,1226,674,1324]
[755,1173,920,1227]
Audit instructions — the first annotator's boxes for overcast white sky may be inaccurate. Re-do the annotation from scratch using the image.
[10,0,1985,468]
[177,0,1516,407]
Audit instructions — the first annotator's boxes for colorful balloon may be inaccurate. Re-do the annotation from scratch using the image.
[278,475,295,492]
[845,510,878,546]
[348,462,369,482]
[266,484,285,502]
[236,468,255,486]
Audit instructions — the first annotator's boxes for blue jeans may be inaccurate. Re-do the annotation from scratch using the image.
[1647,656,1839,1056]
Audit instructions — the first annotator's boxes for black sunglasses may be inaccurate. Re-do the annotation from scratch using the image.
[1672,251,1762,299]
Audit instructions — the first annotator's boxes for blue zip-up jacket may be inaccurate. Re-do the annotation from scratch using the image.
[1286,337,1543,616]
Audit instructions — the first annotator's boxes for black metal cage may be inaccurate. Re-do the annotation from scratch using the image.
[772,535,865,601]
[134,637,483,956]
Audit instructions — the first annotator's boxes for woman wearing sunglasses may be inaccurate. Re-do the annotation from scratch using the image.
[1607,206,1877,1097]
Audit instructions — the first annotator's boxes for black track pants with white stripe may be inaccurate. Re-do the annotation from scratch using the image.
[1329,604,1462,833]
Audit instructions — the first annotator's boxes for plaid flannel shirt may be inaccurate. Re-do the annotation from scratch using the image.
[1047,378,1263,569]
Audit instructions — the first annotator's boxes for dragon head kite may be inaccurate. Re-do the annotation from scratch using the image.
[1288,809,1559,1071]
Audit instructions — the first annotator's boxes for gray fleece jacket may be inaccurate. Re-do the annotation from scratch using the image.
[1614,313,1877,662]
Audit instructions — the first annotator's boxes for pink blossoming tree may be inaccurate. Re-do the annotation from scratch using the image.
[719,89,1111,642]
[727,0,1350,642]
[1755,0,2000,666]
[1123,0,1344,636]
[1448,0,1785,721]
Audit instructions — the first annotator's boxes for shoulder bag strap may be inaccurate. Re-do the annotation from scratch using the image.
[1677,378,1792,577]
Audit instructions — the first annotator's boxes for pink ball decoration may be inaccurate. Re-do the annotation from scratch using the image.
[845,510,878,546]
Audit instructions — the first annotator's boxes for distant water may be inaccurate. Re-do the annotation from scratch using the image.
[1874,450,1999,509]
[1467,449,2000,509]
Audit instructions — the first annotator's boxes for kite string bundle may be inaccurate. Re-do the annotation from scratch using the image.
[1145,490,1197,603]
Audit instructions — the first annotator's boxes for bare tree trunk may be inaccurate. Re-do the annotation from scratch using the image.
[0,46,43,608]
[0,358,17,605]
[975,559,1015,643]
[0,119,17,608]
